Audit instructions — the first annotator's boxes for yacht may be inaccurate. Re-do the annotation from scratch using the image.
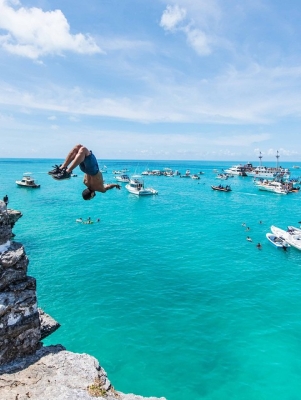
[254,179,290,194]
[223,165,247,176]
[245,151,290,179]
[125,176,158,196]
[16,173,40,188]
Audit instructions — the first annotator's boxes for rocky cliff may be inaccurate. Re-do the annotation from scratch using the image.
[0,201,166,400]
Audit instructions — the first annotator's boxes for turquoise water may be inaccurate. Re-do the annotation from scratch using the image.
[2,159,301,400]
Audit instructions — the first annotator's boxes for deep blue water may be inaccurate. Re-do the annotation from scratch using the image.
[1,159,301,400]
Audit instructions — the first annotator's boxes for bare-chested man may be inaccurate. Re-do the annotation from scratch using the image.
[49,144,120,200]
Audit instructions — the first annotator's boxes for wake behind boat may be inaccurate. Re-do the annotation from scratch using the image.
[125,176,158,196]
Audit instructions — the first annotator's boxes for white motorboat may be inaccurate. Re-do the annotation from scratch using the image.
[223,165,247,176]
[287,226,301,234]
[254,180,289,194]
[266,233,290,249]
[191,174,200,180]
[116,174,130,183]
[16,173,40,188]
[180,170,191,178]
[125,176,158,196]
[163,168,174,177]
[216,173,228,180]
[271,225,301,251]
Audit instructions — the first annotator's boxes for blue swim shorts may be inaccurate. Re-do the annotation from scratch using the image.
[79,151,99,176]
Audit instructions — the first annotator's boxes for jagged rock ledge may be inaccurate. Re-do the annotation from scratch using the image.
[0,202,166,400]
[0,345,165,400]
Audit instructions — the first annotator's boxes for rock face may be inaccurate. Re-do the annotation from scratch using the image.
[0,202,166,400]
[0,201,41,366]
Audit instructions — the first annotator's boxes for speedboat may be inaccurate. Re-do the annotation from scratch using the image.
[116,174,130,183]
[287,226,301,234]
[211,185,231,192]
[16,173,40,188]
[271,225,301,251]
[266,233,290,249]
[125,176,158,196]
[254,180,289,194]
[191,174,200,180]
[216,173,228,180]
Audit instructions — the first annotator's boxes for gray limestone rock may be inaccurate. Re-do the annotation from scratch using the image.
[0,201,11,245]
[38,308,61,339]
[0,345,166,400]
[0,276,41,365]
[0,242,29,291]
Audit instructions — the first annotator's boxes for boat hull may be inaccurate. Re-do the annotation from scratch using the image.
[266,233,290,249]
[271,225,301,250]
[125,184,158,196]
[211,185,231,192]
[16,182,40,188]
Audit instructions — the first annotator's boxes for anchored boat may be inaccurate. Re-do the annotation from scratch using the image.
[16,173,40,188]
[125,176,158,196]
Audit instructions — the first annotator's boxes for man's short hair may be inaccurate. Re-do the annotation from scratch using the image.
[82,188,96,200]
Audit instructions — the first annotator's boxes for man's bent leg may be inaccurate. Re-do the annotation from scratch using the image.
[61,144,83,170]
[66,146,90,173]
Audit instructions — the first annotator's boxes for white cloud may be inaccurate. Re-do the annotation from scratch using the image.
[0,0,102,59]
[160,5,186,31]
[184,27,211,55]
[160,3,212,55]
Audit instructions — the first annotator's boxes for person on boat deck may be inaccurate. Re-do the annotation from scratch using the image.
[49,144,121,200]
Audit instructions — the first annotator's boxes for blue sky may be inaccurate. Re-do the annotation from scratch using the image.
[0,0,301,161]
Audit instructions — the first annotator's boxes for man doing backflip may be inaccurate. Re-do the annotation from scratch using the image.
[49,144,120,200]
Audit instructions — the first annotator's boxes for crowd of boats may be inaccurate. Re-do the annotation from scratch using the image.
[14,152,301,197]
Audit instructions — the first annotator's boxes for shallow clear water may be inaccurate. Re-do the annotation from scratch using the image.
[2,159,301,400]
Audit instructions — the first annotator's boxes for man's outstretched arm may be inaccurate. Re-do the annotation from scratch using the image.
[104,184,121,192]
